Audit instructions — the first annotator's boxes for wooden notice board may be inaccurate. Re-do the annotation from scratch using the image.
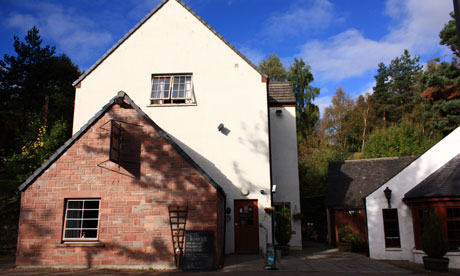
[183,230,214,270]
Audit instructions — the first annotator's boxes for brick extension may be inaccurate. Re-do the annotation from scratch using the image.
[16,92,225,269]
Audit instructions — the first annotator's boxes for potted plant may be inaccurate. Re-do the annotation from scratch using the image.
[421,212,449,272]
[275,205,291,256]
[337,225,356,252]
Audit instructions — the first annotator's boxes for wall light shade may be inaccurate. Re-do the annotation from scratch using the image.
[384,187,392,208]
[217,123,224,131]
[241,187,249,196]
[275,110,282,116]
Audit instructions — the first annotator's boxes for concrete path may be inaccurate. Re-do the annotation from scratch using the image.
[0,242,456,275]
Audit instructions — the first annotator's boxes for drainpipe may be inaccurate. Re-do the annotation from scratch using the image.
[265,78,275,246]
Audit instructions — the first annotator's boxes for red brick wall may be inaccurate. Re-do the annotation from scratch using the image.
[16,102,222,268]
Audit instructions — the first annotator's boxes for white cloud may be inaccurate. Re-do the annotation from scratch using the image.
[4,1,113,68]
[263,0,338,40]
[298,0,453,84]
[360,81,376,96]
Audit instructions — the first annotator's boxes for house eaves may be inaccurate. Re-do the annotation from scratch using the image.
[73,0,265,87]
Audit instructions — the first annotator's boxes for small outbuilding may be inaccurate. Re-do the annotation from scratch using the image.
[326,157,416,246]
[16,92,225,269]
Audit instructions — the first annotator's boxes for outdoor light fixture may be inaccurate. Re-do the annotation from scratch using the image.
[241,187,249,196]
[217,123,224,132]
[384,187,392,208]
[275,110,282,116]
[260,189,266,195]
[272,185,277,193]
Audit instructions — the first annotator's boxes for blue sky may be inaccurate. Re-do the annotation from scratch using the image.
[0,0,454,115]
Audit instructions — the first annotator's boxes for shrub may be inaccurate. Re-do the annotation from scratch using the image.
[338,225,357,243]
[422,212,448,258]
[275,206,291,245]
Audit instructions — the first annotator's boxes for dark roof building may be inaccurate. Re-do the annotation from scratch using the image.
[326,156,417,209]
[404,153,460,200]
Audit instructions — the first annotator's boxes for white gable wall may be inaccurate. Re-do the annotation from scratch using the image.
[366,126,460,265]
[73,0,271,254]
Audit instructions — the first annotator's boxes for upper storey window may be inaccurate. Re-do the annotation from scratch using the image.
[150,74,194,105]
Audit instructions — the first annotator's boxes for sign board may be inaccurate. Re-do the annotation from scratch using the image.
[183,230,214,270]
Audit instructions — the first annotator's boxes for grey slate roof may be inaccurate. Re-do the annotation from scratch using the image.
[325,156,417,208]
[18,91,226,197]
[73,0,265,86]
[404,154,460,200]
[268,82,296,105]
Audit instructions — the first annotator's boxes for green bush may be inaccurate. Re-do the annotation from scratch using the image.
[422,212,448,258]
[275,206,291,245]
[338,225,357,243]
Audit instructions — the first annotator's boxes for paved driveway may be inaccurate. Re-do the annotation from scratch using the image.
[0,243,456,275]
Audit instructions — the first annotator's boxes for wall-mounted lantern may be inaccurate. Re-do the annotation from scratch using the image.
[384,187,392,208]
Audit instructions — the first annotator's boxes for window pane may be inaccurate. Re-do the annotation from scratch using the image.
[85,201,100,209]
[82,219,99,228]
[66,219,82,229]
[65,230,81,239]
[67,210,82,219]
[68,201,83,209]
[84,210,99,219]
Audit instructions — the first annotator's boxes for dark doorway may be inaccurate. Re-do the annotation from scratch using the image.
[234,199,259,253]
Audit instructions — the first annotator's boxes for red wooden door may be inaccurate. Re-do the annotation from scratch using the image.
[234,200,259,253]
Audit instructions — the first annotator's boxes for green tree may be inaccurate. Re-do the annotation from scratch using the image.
[321,87,359,152]
[0,27,80,202]
[420,13,460,136]
[439,12,459,59]
[287,58,320,143]
[372,50,423,125]
[363,121,438,158]
[258,54,287,81]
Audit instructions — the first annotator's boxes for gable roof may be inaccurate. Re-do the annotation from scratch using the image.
[268,82,296,105]
[18,91,225,197]
[325,156,417,208]
[73,0,264,86]
[404,154,460,200]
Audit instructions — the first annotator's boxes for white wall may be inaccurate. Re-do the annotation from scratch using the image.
[73,0,272,254]
[269,106,302,249]
[366,126,460,267]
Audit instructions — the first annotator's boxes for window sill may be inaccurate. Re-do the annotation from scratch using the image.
[57,242,105,247]
[385,247,402,251]
[147,103,197,107]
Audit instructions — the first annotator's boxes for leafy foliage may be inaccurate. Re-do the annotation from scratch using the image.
[422,212,448,258]
[0,27,79,202]
[338,225,357,243]
[363,121,438,158]
[275,205,292,246]
[258,54,286,81]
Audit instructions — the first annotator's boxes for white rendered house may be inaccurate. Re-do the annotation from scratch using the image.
[365,126,460,268]
[72,0,302,254]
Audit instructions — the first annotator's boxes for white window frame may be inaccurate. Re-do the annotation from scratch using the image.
[62,199,101,241]
[150,74,194,105]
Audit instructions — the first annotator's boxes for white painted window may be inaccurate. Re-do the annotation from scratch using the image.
[63,199,100,241]
[150,75,193,104]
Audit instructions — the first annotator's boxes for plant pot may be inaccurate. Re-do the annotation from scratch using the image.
[337,242,352,252]
[276,245,290,256]
[422,256,449,272]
